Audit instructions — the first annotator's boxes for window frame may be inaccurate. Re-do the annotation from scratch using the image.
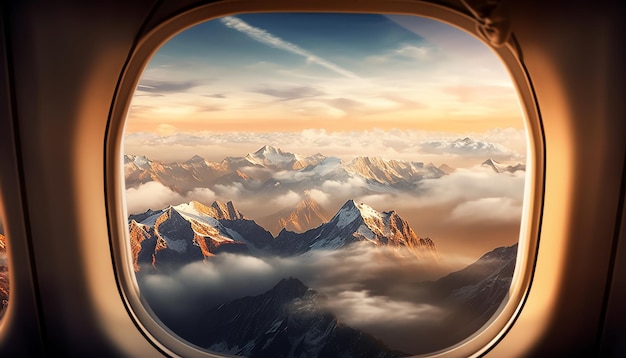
[105,1,544,356]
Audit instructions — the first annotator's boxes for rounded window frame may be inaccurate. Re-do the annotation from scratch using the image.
[105,1,545,357]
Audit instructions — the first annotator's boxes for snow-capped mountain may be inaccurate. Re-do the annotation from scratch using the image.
[128,198,438,269]
[345,156,443,186]
[481,158,526,173]
[125,153,227,193]
[128,200,271,271]
[124,145,447,198]
[258,196,331,235]
[186,278,401,358]
[243,144,326,171]
[271,200,438,259]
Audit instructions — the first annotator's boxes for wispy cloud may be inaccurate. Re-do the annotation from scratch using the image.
[366,44,433,64]
[137,79,201,93]
[253,85,324,100]
[220,16,359,79]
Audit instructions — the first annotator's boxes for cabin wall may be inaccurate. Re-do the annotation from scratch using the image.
[490,1,626,355]
[0,0,624,356]
[1,1,163,356]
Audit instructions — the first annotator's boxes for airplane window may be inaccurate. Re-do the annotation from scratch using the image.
[0,216,7,321]
[122,12,528,356]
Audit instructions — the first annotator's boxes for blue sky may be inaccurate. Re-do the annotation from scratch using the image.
[128,13,521,132]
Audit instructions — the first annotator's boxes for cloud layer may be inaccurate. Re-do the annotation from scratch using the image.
[138,244,451,354]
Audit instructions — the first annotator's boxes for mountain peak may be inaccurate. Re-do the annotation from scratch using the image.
[438,163,455,174]
[481,159,525,173]
[271,277,310,295]
[256,144,281,155]
[481,158,502,173]
[331,200,381,229]
[258,196,330,235]
[211,200,245,220]
[185,154,206,164]
[301,199,440,259]
[243,145,296,168]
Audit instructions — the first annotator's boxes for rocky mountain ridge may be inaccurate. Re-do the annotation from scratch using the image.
[128,198,438,271]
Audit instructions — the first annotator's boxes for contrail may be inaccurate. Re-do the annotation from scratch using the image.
[220,16,359,79]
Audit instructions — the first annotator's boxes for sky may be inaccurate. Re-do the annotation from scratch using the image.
[126,13,523,139]
[124,13,528,352]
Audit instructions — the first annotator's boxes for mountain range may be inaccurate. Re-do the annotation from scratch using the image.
[128,198,438,271]
[128,196,518,355]
[124,144,448,199]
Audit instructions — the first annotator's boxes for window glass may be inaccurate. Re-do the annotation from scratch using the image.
[123,13,526,356]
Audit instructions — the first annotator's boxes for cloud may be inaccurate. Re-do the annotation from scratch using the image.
[269,190,302,208]
[220,16,358,79]
[304,189,330,206]
[253,86,324,100]
[125,182,185,214]
[126,183,219,215]
[137,79,200,93]
[156,124,178,136]
[272,169,315,182]
[449,197,522,223]
[394,45,431,60]
[186,188,217,204]
[326,97,363,113]
[416,166,526,206]
[137,244,458,354]
[366,44,433,64]
[320,177,368,197]
[138,243,447,316]
[213,182,247,199]
[324,290,443,327]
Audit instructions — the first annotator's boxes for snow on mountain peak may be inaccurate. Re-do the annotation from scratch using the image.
[241,145,327,171]
[125,154,151,169]
[301,199,438,259]
[243,145,292,167]
[256,144,280,155]
[332,200,382,229]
